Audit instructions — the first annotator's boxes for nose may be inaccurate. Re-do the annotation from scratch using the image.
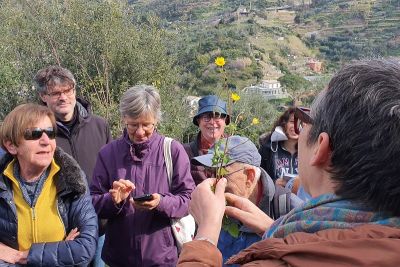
[134,125,146,135]
[39,132,51,144]
[58,91,68,100]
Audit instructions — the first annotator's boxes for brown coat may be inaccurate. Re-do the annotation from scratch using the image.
[178,224,400,267]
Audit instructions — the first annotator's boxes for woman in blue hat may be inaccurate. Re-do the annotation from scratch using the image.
[183,95,230,185]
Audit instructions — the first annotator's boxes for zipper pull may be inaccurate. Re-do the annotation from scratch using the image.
[32,207,36,220]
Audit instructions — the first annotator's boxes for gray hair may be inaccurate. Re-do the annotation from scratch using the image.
[34,65,76,94]
[119,84,162,122]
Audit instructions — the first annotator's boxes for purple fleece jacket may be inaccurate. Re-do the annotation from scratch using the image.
[90,130,195,267]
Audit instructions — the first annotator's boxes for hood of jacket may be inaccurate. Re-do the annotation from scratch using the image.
[75,97,92,120]
[0,147,87,196]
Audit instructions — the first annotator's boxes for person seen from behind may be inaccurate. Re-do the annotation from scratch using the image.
[177,59,400,266]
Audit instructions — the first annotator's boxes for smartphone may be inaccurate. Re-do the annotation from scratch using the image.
[133,194,154,202]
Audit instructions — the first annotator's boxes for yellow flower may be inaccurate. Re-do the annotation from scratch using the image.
[251,118,260,125]
[231,92,240,102]
[215,57,225,67]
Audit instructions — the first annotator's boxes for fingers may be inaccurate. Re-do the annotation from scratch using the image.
[214,178,227,197]
[65,227,80,241]
[225,205,248,220]
[112,179,135,191]
[225,192,251,211]
[130,193,161,210]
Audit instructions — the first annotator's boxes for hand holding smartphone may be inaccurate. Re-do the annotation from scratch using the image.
[133,194,154,202]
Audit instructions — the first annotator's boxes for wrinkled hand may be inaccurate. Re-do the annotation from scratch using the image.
[130,193,161,210]
[225,192,274,236]
[109,179,135,204]
[65,227,80,241]
[190,178,227,245]
[0,242,28,264]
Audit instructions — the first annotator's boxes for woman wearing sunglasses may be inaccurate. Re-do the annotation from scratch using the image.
[0,103,97,266]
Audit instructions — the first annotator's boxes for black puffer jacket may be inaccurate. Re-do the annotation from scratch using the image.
[0,148,98,266]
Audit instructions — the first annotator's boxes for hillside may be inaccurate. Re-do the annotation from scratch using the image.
[132,0,399,94]
[296,0,400,64]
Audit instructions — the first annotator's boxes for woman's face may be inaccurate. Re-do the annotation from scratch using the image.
[124,113,157,144]
[285,114,299,140]
[198,112,226,144]
[9,116,56,174]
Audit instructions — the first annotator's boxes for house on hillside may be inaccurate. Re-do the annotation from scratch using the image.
[184,96,201,116]
[307,59,323,73]
[243,80,290,100]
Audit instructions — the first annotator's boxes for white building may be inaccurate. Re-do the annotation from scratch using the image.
[243,80,290,100]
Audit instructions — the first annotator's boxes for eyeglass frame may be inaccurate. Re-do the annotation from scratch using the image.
[199,112,227,122]
[205,166,245,179]
[24,127,56,140]
[294,107,313,135]
[45,87,75,99]
[125,122,155,132]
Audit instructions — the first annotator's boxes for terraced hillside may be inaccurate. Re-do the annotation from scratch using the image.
[296,0,400,64]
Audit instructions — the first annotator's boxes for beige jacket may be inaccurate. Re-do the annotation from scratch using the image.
[178,224,400,267]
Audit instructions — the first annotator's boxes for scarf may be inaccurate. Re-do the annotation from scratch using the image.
[265,193,400,239]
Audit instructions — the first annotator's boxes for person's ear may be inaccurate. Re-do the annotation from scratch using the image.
[244,167,255,188]
[39,93,48,104]
[310,132,331,166]
[3,141,17,156]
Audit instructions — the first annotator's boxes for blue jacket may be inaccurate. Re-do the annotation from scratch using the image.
[0,148,98,266]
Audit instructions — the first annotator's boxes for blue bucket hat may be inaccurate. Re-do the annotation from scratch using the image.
[192,135,261,167]
[193,95,230,126]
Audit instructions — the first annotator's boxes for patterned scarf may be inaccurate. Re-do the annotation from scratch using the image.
[265,193,400,239]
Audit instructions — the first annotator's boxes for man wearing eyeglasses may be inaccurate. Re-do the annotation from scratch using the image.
[191,135,301,263]
[184,95,230,185]
[178,59,400,266]
[34,65,111,267]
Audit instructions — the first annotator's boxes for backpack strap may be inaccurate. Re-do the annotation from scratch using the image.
[272,185,291,219]
[163,137,173,186]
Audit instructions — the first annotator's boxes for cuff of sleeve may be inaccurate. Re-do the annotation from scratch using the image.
[194,236,216,246]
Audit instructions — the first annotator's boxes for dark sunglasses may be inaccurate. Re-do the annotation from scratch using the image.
[24,127,56,140]
[294,107,313,135]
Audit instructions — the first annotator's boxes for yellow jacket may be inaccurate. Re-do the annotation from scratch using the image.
[4,159,66,250]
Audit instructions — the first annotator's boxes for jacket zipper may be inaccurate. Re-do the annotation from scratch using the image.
[31,206,37,243]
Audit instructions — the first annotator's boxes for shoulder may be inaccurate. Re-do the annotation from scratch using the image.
[54,147,87,195]
[98,137,125,156]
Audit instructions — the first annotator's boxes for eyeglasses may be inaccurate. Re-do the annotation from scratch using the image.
[200,112,227,122]
[294,107,313,134]
[24,127,56,140]
[46,87,75,99]
[125,123,155,132]
[224,167,245,179]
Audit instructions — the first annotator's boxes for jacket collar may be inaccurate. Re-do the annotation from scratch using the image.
[0,147,86,196]
[123,129,159,162]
